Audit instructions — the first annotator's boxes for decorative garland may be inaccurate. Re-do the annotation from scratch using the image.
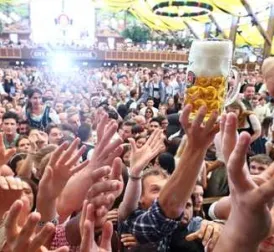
[150,1,213,17]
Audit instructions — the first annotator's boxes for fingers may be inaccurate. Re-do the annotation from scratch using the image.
[54,246,70,252]
[192,106,207,128]
[100,221,113,251]
[80,200,88,237]
[30,223,56,251]
[219,113,226,140]
[256,177,274,205]
[87,180,121,200]
[227,132,254,192]
[80,220,92,252]
[121,234,138,248]
[96,112,108,143]
[90,166,111,182]
[49,141,69,166]
[128,138,137,154]
[179,104,192,131]
[222,113,238,163]
[204,110,219,133]
[207,224,222,251]
[5,148,16,162]
[70,159,89,175]
[17,212,41,246]
[110,157,123,181]
[202,224,214,247]
[5,200,23,241]
[105,146,124,166]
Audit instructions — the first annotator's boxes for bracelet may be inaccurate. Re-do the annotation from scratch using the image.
[213,219,225,225]
[37,217,59,227]
[128,174,142,180]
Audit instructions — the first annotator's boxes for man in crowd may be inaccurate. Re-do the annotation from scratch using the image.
[242,84,255,110]
[2,111,19,148]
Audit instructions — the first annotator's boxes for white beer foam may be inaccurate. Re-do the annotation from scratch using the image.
[188,40,233,77]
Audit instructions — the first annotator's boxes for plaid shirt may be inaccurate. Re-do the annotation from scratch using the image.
[119,199,180,252]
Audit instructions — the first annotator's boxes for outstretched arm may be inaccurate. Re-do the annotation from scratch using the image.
[159,105,219,219]
[118,129,164,221]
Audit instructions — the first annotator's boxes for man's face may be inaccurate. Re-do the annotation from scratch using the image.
[140,175,167,210]
[120,125,132,140]
[181,198,193,225]
[49,127,63,145]
[55,103,64,114]
[192,185,204,212]
[152,74,158,82]
[149,121,160,133]
[161,119,169,131]
[163,77,170,85]
[244,87,255,100]
[249,161,268,175]
[147,100,154,108]
[2,118,17,136]
[19,123,29,135]
[69,114,80,129]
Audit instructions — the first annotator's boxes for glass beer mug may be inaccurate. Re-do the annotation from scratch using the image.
[185,39,241,120]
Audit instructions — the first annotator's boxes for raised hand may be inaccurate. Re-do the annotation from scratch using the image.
[80,201,112,252]
[121,234,138,249]
[128,129,165,177]
[4,200,69,252]
[186,220,223,251]
[214,114,274,251]
[180,105,219,152]
[86,163,123,217]
[89,112,123,170]
[0,133,16,166]
[0,176,26,218]
[40,138,88,200]
[106,208,118,224]
[219,113,238,164]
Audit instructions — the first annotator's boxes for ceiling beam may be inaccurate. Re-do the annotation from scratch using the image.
[229,16,240,49]
[208,14,228,39]
[240,0,272,46]
[263,4,274,59]
[204,22,212,38]
[183,21,201,39]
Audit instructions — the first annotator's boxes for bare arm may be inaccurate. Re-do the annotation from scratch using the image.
[118,129,164,221]
[159,105,219,219]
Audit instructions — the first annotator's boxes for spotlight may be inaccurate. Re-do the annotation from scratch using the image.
[249,55,257,63]
[15,61,19,65]
[236,58,244,64]
[82,62,88,66]
[51,53,71,72]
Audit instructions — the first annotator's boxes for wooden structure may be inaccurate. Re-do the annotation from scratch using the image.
[0,48,189,63]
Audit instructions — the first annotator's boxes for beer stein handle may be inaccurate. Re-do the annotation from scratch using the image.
[225,66,242,107]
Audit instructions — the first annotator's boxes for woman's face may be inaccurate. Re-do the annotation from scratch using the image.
[145,109,153,119]
[22,182,34,212]
[122,150,131,167]
[30,92,42,108]
[192,185,204,212]
[168,98,174,106]
[226,107,240,117]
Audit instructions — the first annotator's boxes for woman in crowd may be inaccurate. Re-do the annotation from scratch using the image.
[25,88,60,130]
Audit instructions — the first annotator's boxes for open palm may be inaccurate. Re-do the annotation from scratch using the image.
[129,129,164,176]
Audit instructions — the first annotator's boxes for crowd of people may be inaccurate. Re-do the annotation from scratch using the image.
[0,62,273,252]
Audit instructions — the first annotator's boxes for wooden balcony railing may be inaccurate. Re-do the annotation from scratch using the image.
[0,48,189,63]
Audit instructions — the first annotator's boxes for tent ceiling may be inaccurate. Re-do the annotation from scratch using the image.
[98,0,274,52]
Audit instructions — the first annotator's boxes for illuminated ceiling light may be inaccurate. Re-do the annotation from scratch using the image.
[148,1,213,18]
[236,58,244,64]
[249,55,257,63]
